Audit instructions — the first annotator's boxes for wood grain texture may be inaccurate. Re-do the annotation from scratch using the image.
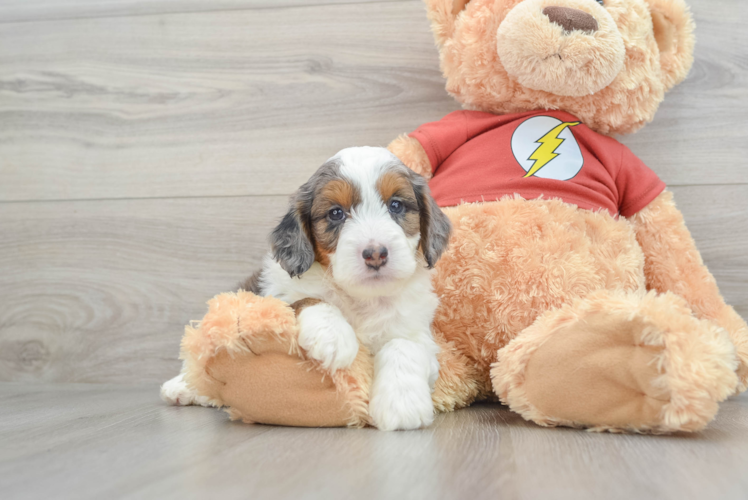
[619,0,748,180]
[0,0,415,24]
[0,186,746,384]
[0,1,455,202]
[0,196,286,383]
[1,383,747,500]
[1,0,746,203]
[2,3,747,496]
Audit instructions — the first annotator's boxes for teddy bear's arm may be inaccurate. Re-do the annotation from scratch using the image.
[387,134,433,179]
[631,190,748,392]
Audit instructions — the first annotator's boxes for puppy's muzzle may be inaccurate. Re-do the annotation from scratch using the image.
[363,245,388,271]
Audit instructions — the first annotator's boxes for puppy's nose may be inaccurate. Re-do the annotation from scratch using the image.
[542,6,598,34]
[362,245,388,271]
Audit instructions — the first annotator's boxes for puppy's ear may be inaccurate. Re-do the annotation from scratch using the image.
[270,188,315,278]
[412,173,451,269]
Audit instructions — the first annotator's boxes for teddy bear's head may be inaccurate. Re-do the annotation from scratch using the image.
[426,0,694,134]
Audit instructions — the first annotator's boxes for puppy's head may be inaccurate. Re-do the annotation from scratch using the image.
[270,147,451,297]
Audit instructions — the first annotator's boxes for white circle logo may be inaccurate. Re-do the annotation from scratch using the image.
[510,116,584,181]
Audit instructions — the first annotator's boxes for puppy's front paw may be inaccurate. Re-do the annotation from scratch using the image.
[369,382,434,431]
[297,303,359,372]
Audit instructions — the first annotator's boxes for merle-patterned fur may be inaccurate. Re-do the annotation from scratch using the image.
[269,160,340,278]
[407,167,452,268]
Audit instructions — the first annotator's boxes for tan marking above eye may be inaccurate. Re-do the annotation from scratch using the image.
[309,178,360,264]
[377,170,417,207]
[322,179,359,209]
[377,170,420,237]
[311,178,361,221]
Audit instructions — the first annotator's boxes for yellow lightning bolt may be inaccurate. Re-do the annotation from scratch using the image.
[524,121,580,178]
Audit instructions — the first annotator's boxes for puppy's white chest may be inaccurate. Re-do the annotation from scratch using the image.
[346,298,399,353]
[333,289,437,354]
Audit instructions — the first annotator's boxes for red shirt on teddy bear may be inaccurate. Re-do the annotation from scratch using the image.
[410,110,665,217]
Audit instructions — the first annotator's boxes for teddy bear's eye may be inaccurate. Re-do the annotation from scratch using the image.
[596,0,604,5]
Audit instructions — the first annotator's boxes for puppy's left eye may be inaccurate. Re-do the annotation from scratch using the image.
[595,0,604,5]
[388,199,404,214]
[328,207,345,221]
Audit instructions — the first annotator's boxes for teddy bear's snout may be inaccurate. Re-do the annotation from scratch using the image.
[494,0,625,97]
[542,6,598,34]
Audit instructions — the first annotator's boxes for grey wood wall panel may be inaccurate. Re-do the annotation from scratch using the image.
[0,185,745,384]
[1,384,746,500]
[620,0,748,179]
[0,0,415,24]
[0,195,287,384]
[0,0,746,203]
[0,1,456,202]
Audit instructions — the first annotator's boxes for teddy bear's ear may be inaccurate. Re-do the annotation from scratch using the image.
[644,0,696,90]
[425,0,472,46]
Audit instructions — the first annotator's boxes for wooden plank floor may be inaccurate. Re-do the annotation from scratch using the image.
[1,384,746,500]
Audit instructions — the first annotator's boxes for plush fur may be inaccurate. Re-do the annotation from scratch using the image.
[428,0,694,135]
[175,290,373,427]
[169,0,747,433]
[630,191,748,393]
[492,290,738,433]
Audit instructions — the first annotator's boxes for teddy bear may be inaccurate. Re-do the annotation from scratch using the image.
[179,0,748,432]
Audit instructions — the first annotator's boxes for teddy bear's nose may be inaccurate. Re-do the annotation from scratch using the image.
[542,6,599,34]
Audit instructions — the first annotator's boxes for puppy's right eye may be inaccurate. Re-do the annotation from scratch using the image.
[328,208,345,221]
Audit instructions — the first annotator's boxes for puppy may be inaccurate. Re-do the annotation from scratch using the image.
[162,147,451,430]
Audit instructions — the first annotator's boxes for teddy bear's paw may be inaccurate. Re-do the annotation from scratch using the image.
[160,373,213,407]
[297,302,359,372]
[493,291,739,433]
[369,383,435,431]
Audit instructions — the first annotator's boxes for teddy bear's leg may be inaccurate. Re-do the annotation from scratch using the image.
[631,191,748,393]
[180,291,372,427]
[430,329,487,412]
[492,290,739,433]
[178,291,480,428]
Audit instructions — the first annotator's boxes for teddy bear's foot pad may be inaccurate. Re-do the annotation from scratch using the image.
[494,292,739,433]
[205,349,352,427]
[522,311,668,430]
[180,291,372,428]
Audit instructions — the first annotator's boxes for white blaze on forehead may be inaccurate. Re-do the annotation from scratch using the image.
[333,146,401,209]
